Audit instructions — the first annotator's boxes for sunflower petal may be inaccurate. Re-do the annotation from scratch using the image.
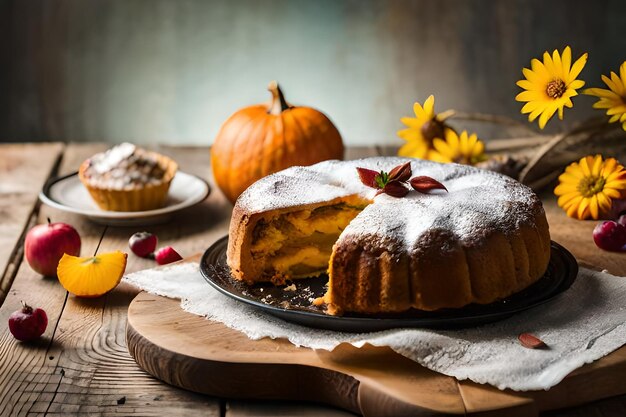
[597,192,612,213]
[561,46,572,74]
[568,79,585,90]
[538,104,558,129]
[611,72,625,96]
[589,195,599,219]
[568,52,588,83]
[423,95,436,117]
[602,74,620,93]
[516,90,545,102]
[591,154,603,176]
[522,67,541,82]
[400,117,422,128]
[543,51,556,75]
[552,49,563,80]
[397,128,422,142]
[584,87,618,98]
[554,183,579,195]
[432,138,452,157]
[521,101,543,113]
[398,141,428,158]
[577,198,590,220]
[579,156,592,177]
[413,102,426,118]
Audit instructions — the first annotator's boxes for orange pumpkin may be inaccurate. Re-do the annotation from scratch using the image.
[211,81,344,203]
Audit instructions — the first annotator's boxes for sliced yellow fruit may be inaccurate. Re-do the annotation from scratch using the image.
[57,251,128,297]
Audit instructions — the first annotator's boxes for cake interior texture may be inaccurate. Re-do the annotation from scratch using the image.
[250,198,368,283]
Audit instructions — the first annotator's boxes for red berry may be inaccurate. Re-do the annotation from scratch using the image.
[618,214,626,227]
[8,301,48,342]
[129,232,157,258]
[155,246,183,265]
[593,221,626,252]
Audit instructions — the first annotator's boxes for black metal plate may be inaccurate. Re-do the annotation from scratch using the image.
[200,236,578,332]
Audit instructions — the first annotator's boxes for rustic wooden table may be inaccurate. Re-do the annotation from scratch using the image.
[1,142,626,416]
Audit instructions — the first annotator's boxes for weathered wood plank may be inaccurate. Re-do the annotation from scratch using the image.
[0,143,64,304]
[41,144,223,416]
[0,143,115,416]
[0,215,104,415]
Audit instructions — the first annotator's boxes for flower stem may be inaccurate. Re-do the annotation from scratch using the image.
[447,110,538,136]
[518,116,613,185]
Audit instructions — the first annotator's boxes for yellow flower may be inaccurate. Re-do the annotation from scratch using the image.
[554,155,626,220]
[584,62,626,131]
[429,130,487,166]
[397,95,452,158]
[516,46,588,129]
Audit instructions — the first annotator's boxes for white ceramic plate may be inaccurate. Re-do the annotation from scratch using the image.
[39,171,210,226]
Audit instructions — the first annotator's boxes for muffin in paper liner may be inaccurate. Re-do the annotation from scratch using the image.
[79,150,178,212]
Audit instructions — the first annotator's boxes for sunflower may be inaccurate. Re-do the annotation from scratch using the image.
[516,46,588,129]
[584,62,626,131]
[429,130,487,166]
[554,155,626,220]
[397,95,453,158]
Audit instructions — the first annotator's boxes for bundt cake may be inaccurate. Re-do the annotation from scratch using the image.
[227,157,551,315]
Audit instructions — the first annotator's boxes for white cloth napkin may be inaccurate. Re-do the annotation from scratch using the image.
[123,263,626,391]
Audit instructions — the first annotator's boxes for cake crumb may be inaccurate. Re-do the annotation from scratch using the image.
[312,297,325,306]
[271,273,288,286]
[283,283,297,292]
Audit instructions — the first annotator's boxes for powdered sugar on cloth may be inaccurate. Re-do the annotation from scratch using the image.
[123,263,626,391]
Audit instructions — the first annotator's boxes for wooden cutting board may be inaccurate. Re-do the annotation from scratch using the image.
[126,264,626,417]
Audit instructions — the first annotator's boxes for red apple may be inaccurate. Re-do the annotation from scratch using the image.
[25,218,81,276]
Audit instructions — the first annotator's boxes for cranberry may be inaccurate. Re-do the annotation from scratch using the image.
[593,221,626,252]
[129,232,157,258]
[155,246,183,265]
[8,301,48,342]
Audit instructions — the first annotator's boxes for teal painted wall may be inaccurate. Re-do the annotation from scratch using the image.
[1,0,625,146]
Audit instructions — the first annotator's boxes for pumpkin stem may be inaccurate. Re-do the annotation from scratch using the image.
[268,81,291,114]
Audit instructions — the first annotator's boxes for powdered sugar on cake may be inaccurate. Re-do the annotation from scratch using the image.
[236,157,541,249]
[81,142,167,190]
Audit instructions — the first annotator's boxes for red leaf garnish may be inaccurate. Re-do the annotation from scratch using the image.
[376,180,409,198]
[357,167,380,188]
[388,162,412,182]
[410,176,448,193]
[518,333,547,349]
